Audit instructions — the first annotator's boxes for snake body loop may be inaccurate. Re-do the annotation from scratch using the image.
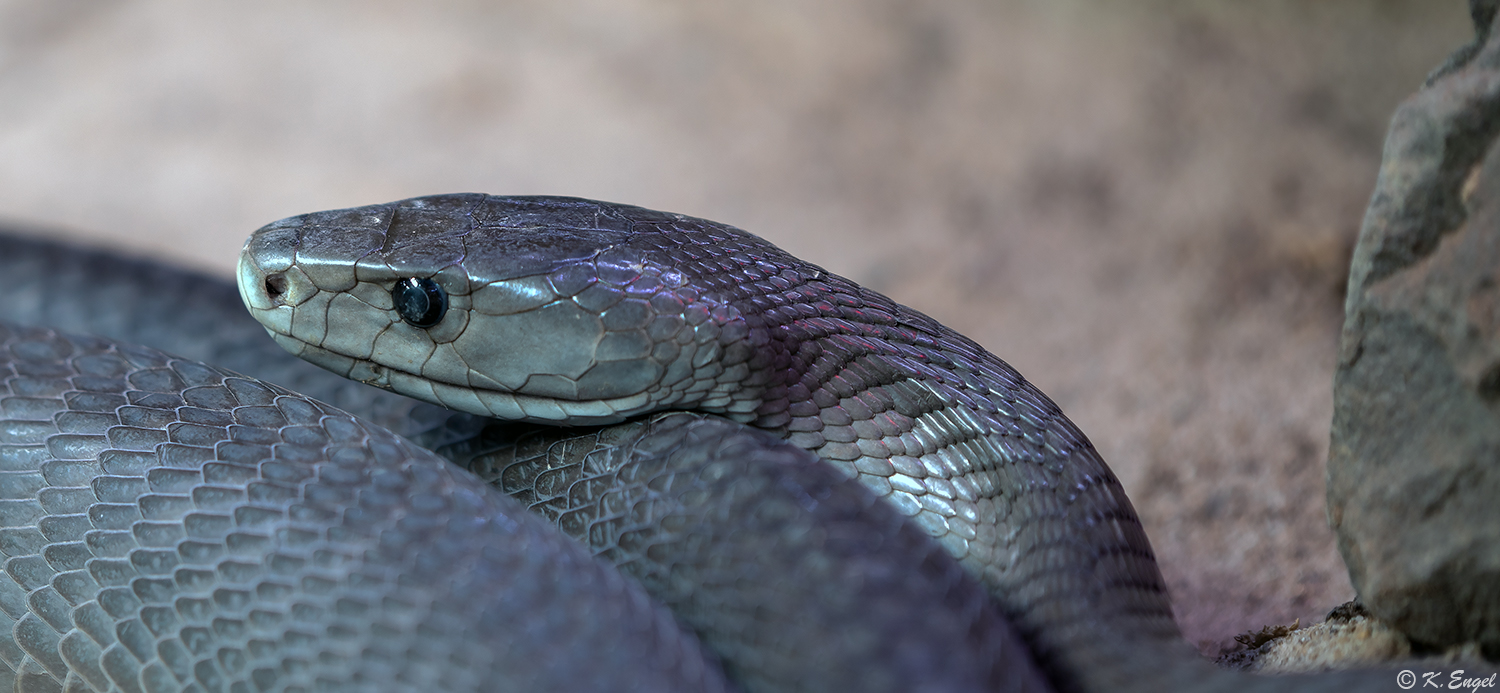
[238,195,1184,690]
[2,197,1476,691]
[0,324,728,692]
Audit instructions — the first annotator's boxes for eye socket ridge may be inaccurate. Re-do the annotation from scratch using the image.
[392,277,448,328]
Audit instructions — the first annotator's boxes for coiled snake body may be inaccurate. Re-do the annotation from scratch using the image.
[0,195,1440,691]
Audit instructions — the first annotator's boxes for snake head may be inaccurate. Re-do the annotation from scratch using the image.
[238,194,779,424]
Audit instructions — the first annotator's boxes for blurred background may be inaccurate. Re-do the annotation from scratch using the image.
[0,0,1472,655]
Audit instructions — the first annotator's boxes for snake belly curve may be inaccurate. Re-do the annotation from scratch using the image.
[2,196,1447,692]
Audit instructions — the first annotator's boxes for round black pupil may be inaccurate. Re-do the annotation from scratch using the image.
[393,278,448,328]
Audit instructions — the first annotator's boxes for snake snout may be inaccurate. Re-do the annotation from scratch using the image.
[236,233,319,338]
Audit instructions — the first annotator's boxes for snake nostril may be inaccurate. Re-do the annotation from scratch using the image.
[264,273,289,302]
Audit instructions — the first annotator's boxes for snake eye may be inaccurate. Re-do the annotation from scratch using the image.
[393,278,448,328]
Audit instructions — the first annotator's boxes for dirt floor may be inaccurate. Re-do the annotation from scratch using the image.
[0,0,1473,656]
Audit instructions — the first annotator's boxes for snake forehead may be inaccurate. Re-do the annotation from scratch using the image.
[238,194,771,424]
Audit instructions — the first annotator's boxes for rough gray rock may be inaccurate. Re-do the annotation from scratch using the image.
[1329,2,1500,657]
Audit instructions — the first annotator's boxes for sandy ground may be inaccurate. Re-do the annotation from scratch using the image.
[0,0,1473,655]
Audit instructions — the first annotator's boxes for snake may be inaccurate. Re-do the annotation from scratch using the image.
[0,193,1475,692]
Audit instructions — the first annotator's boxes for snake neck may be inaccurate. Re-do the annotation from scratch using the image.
[666,240,1194,687]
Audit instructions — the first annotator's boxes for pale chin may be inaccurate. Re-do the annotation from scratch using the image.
[270,331,647,425]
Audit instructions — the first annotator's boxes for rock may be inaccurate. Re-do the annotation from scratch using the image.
[1328,2,1500,657]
